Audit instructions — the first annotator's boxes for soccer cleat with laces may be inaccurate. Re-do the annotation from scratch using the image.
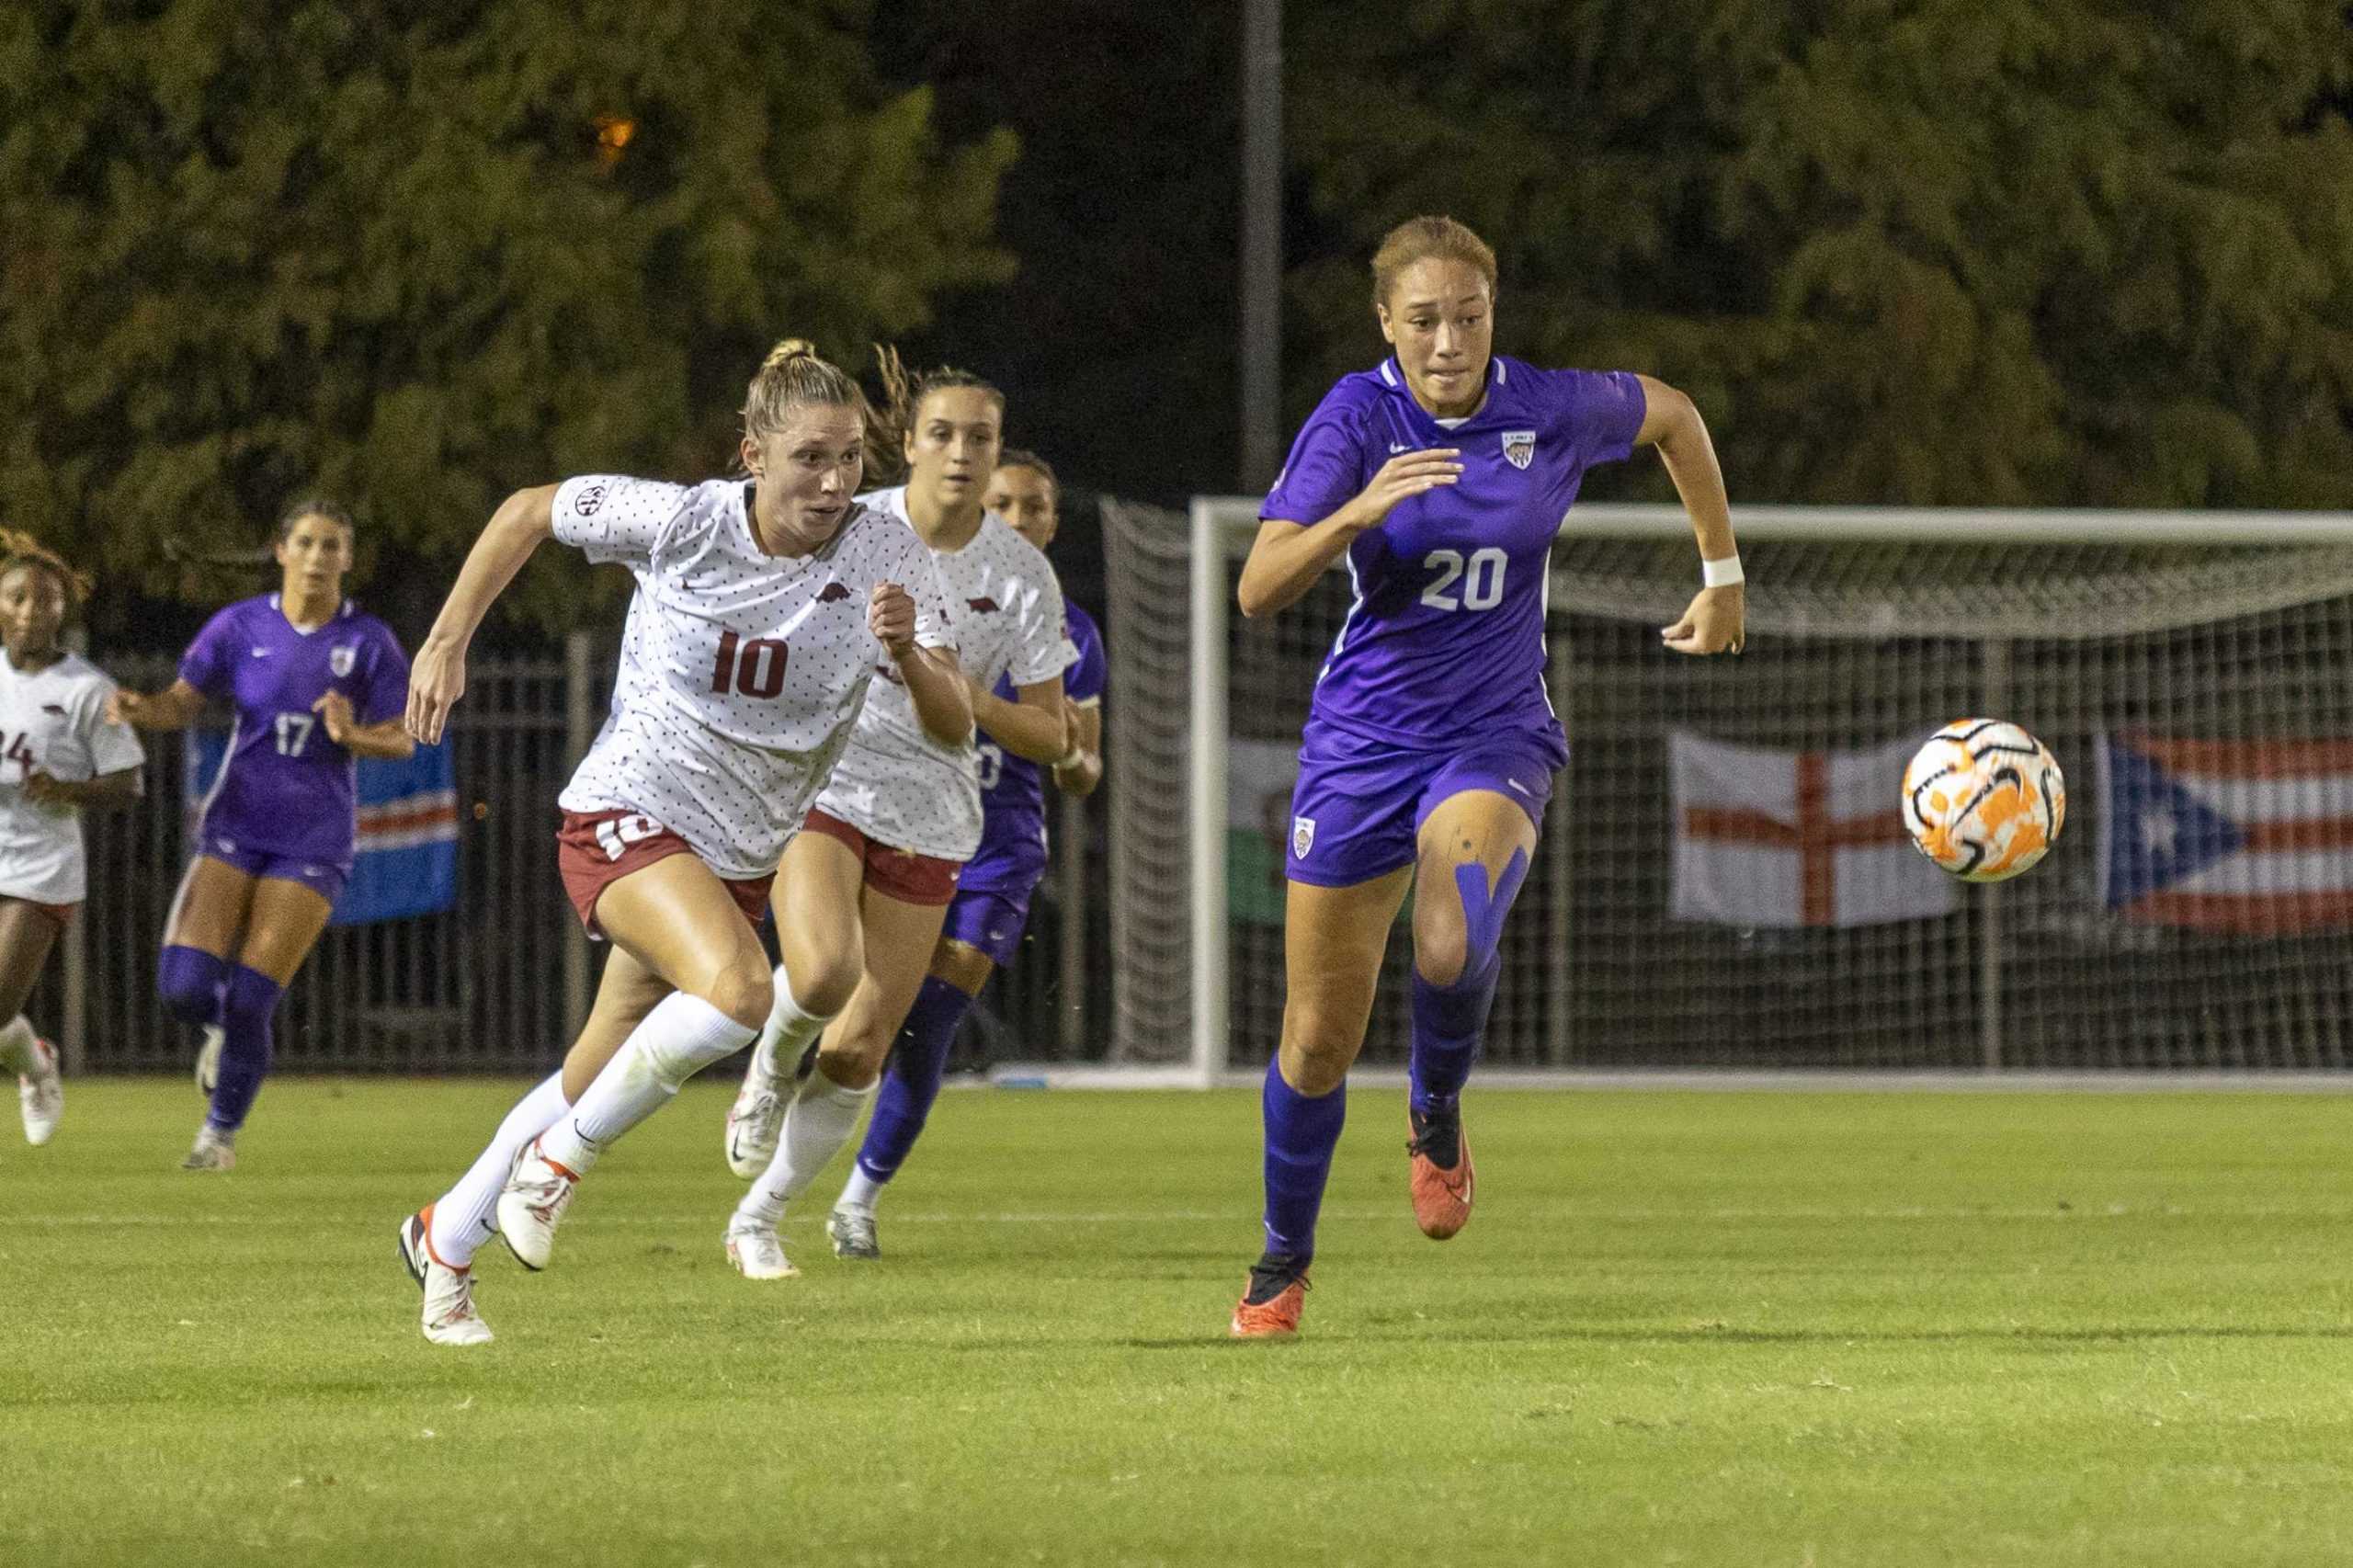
[826,1206,880,1259]
[1230,1253,1311,1339]
[399,1207,493,1346]
[723,1059,786,1180]
[1407,1102,1475,1240]
[194,1024,223,1097]
[495,1137,578,1270]
[724,1219,799,1279]
[181,1124,235,1171]
[17,1035,61,1146]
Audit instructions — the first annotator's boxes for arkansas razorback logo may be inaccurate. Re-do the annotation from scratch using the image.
[966,597,1000,614]
[817,582,851,603]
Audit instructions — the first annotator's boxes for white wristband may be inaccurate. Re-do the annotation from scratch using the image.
[1701,553,1744,589]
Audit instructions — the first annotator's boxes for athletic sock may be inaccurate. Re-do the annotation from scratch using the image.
[1261,1057,1346,1262]
[1408,950,1500,1116]
[737,1067,874,1228]
[430,1071,570,1268]
[540,992,756,1176]
[847,975,971,1197]
[206,966,282,1132]
[0,1014,35,1076]
[156,945,228,1028]
[751,962,831,1081]
[836,1165,883,1214]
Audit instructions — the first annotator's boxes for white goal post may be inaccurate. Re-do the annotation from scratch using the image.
[1088,497,2353,1087]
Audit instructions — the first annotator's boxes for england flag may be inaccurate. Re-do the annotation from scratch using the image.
[2097,734,2353,934]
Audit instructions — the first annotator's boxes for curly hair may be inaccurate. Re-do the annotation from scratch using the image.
[0,529,92,608]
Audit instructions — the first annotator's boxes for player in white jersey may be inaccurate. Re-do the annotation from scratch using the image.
[0,534,145,1145]
[393,341,971,1345]
[717,356,1077,1279]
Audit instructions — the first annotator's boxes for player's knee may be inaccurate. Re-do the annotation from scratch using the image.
[156,945,227,1025]
[702,960,774,1034]
[929,940,992,997]
[790,952,859,1020]
[814,1035,885,1090]
[1412,920,1472,988]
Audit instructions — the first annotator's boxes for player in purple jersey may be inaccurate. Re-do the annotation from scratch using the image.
[1228,216,1745,1337]
[0,535,145,1146]
[109,501,414,1170]
[822,449,1107,1256]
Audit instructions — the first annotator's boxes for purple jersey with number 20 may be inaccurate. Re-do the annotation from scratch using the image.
[1260,355,1645,749]
[181,594,412,869]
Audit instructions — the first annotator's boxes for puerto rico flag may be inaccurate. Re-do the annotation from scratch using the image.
[2098,734,2353,933]
[1670,732,1959,927]
[185,732,459,926]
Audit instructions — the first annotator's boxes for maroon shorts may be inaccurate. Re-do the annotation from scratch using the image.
[556,811,773,938]
[800,809,963,907]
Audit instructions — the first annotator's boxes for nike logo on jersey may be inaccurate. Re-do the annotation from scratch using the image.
[1506,778,1533,797]
[40,704,66,717]
[817,582,851,604]
[1389,442,1411,454]
[251,647,272,657]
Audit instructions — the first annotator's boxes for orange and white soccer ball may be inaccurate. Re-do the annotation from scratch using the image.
[1900,720,2067,881]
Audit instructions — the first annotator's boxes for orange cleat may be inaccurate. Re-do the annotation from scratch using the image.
[1407,1103,1474,1240]
[1229,1255,1310,1339]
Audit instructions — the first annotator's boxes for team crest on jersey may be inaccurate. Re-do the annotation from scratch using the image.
[573,483,608,517]
[817,581,851,604]
[967,596,1000,614]
[1501,430,1537,471]
[1292,815,1316,858]
[330,644,358,677]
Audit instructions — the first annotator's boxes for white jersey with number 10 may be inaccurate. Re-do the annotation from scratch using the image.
[551,474,954,880]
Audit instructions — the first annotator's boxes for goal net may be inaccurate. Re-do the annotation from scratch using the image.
[1102,497,2353,1079]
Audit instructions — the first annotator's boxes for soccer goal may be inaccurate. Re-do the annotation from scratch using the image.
[1099,496,2353,1085]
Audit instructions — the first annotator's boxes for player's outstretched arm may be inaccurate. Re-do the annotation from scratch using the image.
[971,676,1068,764]
[409,485,558,744]
[1237,449,1464,619]
[1636,377,1745,658]
[106,679,206,732]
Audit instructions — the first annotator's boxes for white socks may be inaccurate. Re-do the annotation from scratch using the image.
[752,962,830,1081]
[430,1071,570,1269]
[0,1015,35,1076]
[541,992,756,1175]
[736,1071,873,1228]
[836,1165,884,1215]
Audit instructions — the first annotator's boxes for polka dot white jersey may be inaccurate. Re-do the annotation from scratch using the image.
[816,486,1076,860]
[552,474,952,880]
[0,649,145,904]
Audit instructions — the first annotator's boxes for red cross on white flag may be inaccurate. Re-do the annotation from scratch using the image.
[1669,732,1959,928]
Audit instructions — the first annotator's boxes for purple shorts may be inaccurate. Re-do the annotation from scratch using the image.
[198,833,350,907]
[1286,722,1567,888]
[939,884,1039,970]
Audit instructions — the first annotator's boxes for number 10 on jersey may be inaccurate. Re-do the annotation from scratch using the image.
[710,630,790,699]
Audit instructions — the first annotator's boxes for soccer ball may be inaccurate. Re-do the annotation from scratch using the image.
[1900,720,2067,881]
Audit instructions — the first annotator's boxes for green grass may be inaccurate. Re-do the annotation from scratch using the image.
[8,1080,2353,1566]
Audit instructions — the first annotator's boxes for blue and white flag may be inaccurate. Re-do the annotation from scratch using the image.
[185,731,459,926]
[2098,733,2353,934]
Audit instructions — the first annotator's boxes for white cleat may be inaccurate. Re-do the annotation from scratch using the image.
[724,1059,786,1180]
[17,1036,61,1146]
[399,1208,493,1346]
[194,1024,223,1097]
[724,1219,798,1279]
[826,1206,881,1260]
[495,1138,576,1271]
[180,1124,235,1171]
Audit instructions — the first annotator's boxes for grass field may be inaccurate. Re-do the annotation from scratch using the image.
[9,1079,2353,1566]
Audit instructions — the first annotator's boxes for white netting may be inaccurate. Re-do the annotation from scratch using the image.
[1103,497,2353,1071]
